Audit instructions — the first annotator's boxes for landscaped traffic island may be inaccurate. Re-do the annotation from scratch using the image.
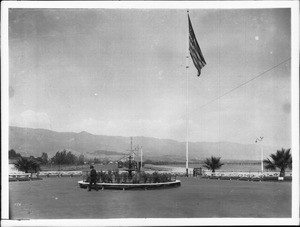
[79,170,181,190]
[78,179,181,190]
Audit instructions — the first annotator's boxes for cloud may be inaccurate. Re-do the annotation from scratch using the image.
[10,110,51,129]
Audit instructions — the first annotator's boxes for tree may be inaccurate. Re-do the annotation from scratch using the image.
[14,157,32,173]
[203,156,224,175]
[36,153,48,165]
[9,149,21,159]
[263,148,292,177]
[51,150,67,169]
[41,152,48,164]
[66,151,77,164]
[51,150,79,167]
[78,154,85,165]
[93,157,100,164]
[51,150,67,165]
[14,157,41,173]
[29,158,41,173]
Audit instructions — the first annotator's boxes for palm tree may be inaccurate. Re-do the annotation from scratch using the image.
[263,148,292,177]
[203,156,224,175]
[14,157,41,173]
[14,157,32,173]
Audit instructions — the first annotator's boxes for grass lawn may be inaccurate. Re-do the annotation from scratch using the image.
[9,176,291,219]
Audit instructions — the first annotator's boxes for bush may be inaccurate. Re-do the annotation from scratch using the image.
[132,173,140,184]
[107,170,113,183]
[98,170,106,183]
[140,172,149,183]
[85,171,173,184]
[122,172,129,183]
[152,171,160,183]
[114,170,122,183]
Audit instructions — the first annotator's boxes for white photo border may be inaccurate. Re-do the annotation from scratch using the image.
[1,1,299,226]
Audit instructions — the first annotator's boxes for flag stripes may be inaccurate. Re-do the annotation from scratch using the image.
[188,15,206,76]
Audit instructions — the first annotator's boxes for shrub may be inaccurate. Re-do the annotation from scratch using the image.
[152,171,160,183]
[140,172,149,183]
[99,170,106,183]
[107,170,113,183]
[132,173,140,184]
[122,172,129,183]
[161,173,171,182]
[114,170,121,183]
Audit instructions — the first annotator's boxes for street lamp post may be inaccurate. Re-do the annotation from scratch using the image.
[255,137,264,174]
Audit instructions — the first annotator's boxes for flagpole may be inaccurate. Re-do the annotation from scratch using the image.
[140,146,143,171]
[186,10,190,177]
[261,140,264,173]
[185,11,206,178]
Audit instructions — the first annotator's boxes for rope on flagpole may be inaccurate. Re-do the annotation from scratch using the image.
[192,57,291,112]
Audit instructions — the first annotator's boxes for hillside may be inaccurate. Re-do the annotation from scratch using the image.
[9,126,277,161]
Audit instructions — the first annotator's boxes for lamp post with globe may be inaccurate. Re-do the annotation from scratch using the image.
[255,136,264,174]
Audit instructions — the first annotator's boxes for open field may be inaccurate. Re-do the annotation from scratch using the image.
[40,163,119,172]
[9,176,291,219]
[147,163,292,173]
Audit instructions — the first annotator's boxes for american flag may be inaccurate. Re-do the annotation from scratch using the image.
[188,15,206,77]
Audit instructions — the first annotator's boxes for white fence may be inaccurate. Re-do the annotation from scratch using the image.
[202,170,292,177]
[38,171,83,176]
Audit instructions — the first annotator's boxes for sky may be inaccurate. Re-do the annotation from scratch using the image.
[8,8,292,148]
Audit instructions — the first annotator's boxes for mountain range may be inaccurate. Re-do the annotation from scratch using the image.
[9,126,278,161]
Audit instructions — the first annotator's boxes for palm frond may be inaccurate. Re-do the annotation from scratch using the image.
[263,158,276,170]
[14,156,41,173]
[264,148,292,176]
[202,156,224,171]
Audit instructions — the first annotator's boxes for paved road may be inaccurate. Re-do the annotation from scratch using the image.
[9,176,291,219]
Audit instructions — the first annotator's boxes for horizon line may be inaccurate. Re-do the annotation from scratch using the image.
[9,125,287,149]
